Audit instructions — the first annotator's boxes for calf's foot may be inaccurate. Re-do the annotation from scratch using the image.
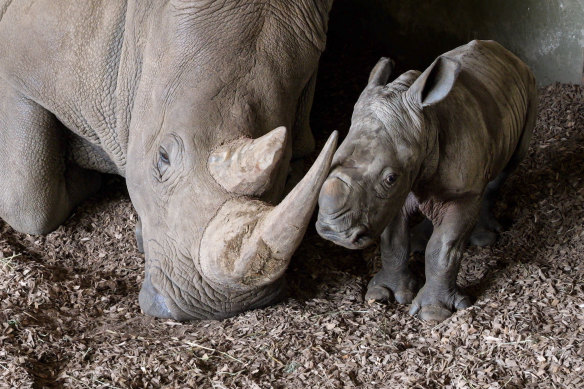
[409,284,472,322]
[365,269,420,305]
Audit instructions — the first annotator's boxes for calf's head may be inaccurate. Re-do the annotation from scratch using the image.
[316,56,461,249]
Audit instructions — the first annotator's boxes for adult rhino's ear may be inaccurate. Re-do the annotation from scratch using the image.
[209,126,287,196]
[409,56,461,107]
[367,57,395,87]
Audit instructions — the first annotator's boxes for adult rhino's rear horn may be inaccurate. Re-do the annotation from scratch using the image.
[199,131,338,290]
[208,126,287,196]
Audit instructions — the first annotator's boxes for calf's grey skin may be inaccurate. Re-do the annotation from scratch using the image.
[316,40,537,322]
[0,0,337,320]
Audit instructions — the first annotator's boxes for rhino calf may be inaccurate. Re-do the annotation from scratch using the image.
[316,40,537,322]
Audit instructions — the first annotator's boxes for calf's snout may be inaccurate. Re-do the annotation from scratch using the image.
[318,177,351,216]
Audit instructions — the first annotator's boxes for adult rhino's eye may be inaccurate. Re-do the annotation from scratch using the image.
[154,134,184,180]
[157,147,170,175]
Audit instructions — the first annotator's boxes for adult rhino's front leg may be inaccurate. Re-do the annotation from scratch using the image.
[409,197,480,322]
[0,82,101,235]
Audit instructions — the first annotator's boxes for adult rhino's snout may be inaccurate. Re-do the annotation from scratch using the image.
[318,176,351,216]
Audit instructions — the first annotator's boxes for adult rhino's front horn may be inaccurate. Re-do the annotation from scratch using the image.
[199,131,338,291]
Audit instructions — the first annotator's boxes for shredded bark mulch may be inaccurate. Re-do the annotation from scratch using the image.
[1,77,582,387]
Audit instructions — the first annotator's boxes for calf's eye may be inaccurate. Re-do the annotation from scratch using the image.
[384,173,397,186]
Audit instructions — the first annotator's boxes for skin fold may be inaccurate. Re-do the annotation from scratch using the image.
[0,0,336,320]
[316,40,537,322]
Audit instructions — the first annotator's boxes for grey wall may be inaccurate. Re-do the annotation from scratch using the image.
[347,0,584,85]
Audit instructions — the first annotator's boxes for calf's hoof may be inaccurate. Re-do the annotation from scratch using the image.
[409,286,472,322]
[365,285,391,303]
[365,271,419,305]
[417,305,453,322]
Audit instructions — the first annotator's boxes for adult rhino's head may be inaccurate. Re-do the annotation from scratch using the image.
[124,0,335,320]
[316,56,460,249]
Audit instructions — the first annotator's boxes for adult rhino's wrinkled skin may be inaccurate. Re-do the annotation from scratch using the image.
[316,40,537,322]
[0,0,337,320]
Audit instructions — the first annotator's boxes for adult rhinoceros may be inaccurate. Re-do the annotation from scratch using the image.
[0,0,336,320]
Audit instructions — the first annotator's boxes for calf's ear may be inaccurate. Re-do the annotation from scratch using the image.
[409,56,461,107]
[367,57,395,87]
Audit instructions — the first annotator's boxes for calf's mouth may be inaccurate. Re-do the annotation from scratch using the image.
[315,217,374,250]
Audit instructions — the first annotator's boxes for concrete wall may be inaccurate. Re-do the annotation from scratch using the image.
[332,0,584,85]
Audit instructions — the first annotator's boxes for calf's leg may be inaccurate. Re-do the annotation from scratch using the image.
[365,210,420,305]
[410,197,480,322]
[469,173,507,246]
